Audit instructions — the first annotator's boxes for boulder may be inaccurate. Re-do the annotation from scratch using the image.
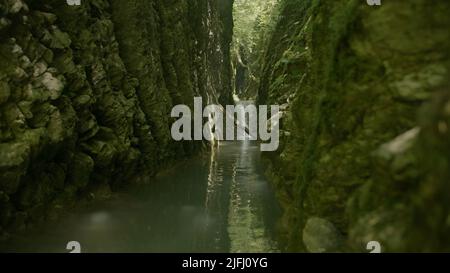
[303,217,345,253]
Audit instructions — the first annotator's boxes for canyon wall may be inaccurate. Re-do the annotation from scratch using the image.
[258,0,450,252]
[0,0,233,237]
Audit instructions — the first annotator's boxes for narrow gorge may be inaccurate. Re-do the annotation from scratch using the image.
[0,0,449,253]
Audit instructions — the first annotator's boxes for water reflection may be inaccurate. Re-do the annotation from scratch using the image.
[1,141,281,253]
[227,141,279,252]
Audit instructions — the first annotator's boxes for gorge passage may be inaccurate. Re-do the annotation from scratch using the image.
[0,0,449,252]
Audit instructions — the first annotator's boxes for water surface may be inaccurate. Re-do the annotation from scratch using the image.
[1,141,281,253]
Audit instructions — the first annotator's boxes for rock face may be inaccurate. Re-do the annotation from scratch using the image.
[0,0,233,235]
[303,217,344,253]
[258,0,450,252]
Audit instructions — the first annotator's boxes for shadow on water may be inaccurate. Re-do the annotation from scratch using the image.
[1,141,281,253]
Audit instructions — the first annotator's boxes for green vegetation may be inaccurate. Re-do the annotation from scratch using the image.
[232,0,279,98]
[1,0,449,253]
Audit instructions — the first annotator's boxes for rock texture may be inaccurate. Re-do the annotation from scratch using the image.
[0,0,233,236]
[258,0,450,252]
[302,217,344,253]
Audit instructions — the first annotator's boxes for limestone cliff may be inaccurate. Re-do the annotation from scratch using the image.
[258,0,450,252]
[0,0,233,236]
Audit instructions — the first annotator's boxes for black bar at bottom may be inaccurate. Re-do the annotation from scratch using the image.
[1,253,447,272]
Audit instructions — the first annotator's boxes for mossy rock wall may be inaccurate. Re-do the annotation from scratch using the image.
[258,0,450,252]
[0,0,233,235]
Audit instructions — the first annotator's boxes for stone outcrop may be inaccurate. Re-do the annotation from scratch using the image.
[257,0,450,252]
[0,0,233,237]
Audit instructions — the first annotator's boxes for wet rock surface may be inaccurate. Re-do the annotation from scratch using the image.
[0,0,233,238]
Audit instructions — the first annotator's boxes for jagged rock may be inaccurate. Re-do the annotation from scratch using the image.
[17,101,32,119]
[0,0,233,237]
[12,67,27,80]
[42,27,72,49]
[32,62,47,78]
[40,72,64,100]
[18,55,31,69]
[6,0,28,14]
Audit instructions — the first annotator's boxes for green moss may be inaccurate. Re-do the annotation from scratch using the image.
[0,0,234,236]
[258,0,450,252]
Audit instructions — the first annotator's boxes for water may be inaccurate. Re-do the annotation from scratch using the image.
[0,141,281,253]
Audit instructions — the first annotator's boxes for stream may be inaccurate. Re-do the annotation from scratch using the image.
[1,140,281,253]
